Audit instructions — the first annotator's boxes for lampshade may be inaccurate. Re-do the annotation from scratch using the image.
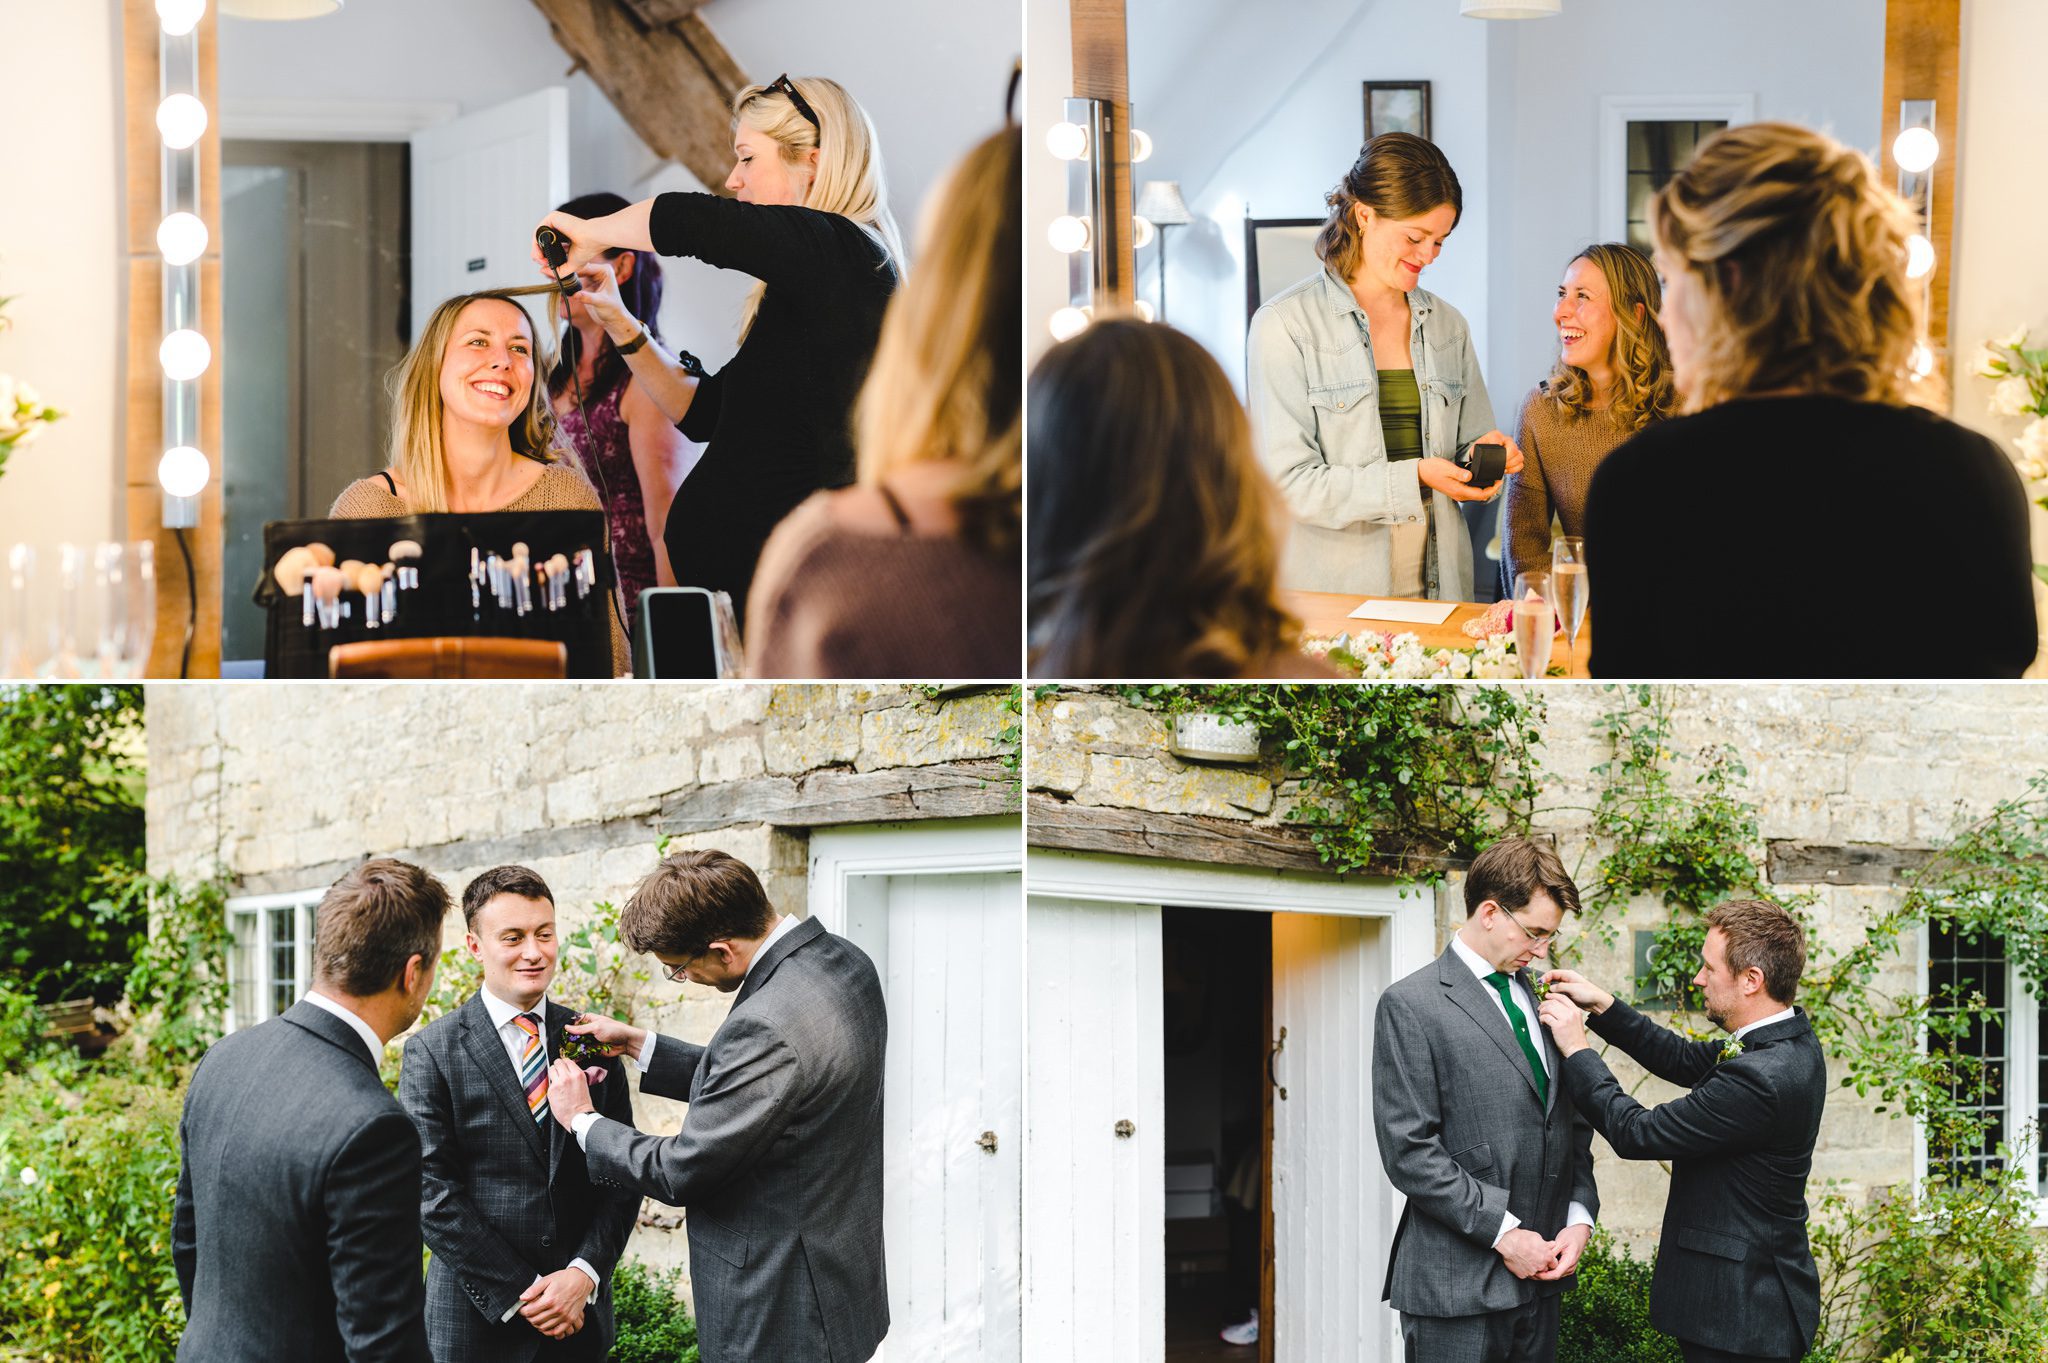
[1461,0,1561,16]
[219,0,342,16]
[1135,180,1192,227]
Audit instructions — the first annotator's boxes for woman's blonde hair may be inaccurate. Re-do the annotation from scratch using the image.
[386,287,569,513]
[1315,132,1462,283]
[1028,320,1301,677]
[854,125,1019,556]
[732,76,906,340]
[1651,121,1922,411]
[1545,242,1677,432]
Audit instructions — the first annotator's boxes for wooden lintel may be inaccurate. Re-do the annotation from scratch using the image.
[1765,839,1937,886]
[528,0,747,193]
[1026,794,1467,879]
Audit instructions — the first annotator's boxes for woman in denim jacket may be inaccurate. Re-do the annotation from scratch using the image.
[1247,133,1521,601]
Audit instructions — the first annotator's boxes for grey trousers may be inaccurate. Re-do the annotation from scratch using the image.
[1400,1293,1560,1363]
[1680,1344,1797,1363]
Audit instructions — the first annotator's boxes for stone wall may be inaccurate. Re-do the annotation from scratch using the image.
[1029,684,2048,1253]
[145,681,1017,1296]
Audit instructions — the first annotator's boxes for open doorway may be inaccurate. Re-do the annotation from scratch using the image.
[1162,906,1270,1362]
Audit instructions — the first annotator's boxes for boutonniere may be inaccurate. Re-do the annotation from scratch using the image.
[1532,977,1551,1003]
[1718,1038,1744,1062]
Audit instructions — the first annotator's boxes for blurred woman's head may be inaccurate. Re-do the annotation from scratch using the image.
[1547,242,1675,431]
[388,290,565,512]
[856,124,1020,555]
[548,190,664,400]
[730,76,906,336]
[1650,121,1922,411]
[1028,319,1298,677]
[1316,132,1462,295]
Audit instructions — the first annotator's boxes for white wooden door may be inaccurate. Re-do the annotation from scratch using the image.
[409,87,568,337]
[1023,895,1165,1363]
[1270,911,1393,1363]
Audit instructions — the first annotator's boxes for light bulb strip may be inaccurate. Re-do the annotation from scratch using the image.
[158,9,207,531]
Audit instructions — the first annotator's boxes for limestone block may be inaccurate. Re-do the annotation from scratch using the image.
[1075,754,1275,818]
[698,736,766,786]
[856,692,1011,771]
[763,712,862,775]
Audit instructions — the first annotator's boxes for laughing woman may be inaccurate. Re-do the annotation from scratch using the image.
[1247,132,1523,602]
[1500,242,1675,590]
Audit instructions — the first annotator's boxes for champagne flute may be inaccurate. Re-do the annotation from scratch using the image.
[1512,570,1555,680]
[1550,536,1588,676]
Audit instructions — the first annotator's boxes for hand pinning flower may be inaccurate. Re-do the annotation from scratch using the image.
[1719,1037,1744,1063]
[1532,977,1551,1002]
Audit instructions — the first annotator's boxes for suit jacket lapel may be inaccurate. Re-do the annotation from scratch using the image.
[458,992,549,1167]
[1437,948,1545,1105]
[732,916,826,1009]
[544,1001,572,1185]
[1517,965,1559,1112]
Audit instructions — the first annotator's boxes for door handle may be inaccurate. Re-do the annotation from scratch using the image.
[1115,1119,1135,1139]
[976,1130,998,1154]
[1269,1025,1288,1101]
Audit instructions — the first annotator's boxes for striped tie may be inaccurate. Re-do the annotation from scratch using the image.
[513,1012,549,1125]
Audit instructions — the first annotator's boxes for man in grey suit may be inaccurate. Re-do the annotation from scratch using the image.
[397,866,642,1361]
[543,849,889,1363]
[173,858,447,1363]
[1538,900,1826,1363]
[1372,837,1600,1363]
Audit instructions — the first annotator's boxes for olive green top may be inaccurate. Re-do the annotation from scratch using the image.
[1376,369,1424,461]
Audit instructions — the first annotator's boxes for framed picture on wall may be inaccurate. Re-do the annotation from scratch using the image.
[1364,81,1431,142]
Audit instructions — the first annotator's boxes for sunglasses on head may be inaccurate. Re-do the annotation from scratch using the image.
[765,74,821,132]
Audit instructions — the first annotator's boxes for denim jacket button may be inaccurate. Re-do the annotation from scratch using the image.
[1336,400,1346,409]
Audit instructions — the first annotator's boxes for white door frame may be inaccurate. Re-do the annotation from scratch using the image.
[219,99,459,143]
[1025,849,1436,1363]
[1596,92,1757,243]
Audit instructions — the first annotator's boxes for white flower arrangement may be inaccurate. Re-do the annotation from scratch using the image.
[0,294,65,481]
[1304,629,1528,680]
[1975,325,2048,482]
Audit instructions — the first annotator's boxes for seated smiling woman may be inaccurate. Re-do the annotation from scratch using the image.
[1247,132,1523,603]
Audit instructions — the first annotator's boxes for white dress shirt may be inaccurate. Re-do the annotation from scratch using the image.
[1732,1006,1796,1041]
[303,990,385,1066]
[570,915,799,1152]
[1447,934,1596,1247]
[477,986,600,1311]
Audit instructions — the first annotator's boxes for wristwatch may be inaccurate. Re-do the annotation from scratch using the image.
[615,324,650,357]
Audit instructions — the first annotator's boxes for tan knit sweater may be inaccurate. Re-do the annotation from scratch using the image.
[328,463,629,675]
[1500,384,1639,589]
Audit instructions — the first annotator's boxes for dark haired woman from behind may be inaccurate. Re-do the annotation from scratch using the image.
[1029,319,1333,679]
[545,191,695,636]
[1247,132,1523,602]
[1585,122,2036,678]
[1500,241,1675,590]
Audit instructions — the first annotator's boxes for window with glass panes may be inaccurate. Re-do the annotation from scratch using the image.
[226,890,322,1032]
[1925,923,2048,1197]
[1624,120,1727,254]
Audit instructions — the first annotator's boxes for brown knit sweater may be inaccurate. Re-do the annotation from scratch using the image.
[1501,384,1638,590]
[328,462,629,675]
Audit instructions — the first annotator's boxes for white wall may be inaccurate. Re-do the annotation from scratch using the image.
[0,0,123,553]
[1951,0,2048,660]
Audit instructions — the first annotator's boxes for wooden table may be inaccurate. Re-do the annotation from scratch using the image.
[1280,590,1593,679]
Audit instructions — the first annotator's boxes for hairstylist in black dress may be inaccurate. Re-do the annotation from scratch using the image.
[533,75,904,631]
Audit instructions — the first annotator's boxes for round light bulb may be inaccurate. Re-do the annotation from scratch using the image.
[1048,215,1092,254]
[1906,233,1936,280]
[1133,299,1156,323]
[1049,306,1091,342]
[157,213,209,266]
[1131,128,1154,163]
[1908,343,1936,379]
[1046,122,1088,161]
[1133,215,1157,249]
[1893,126,1939,174]
[158,445,211,499]
[160,329,212,381]
[155,0,205,35]
[157,94,209,151]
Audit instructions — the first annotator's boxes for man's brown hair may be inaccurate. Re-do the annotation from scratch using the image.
[618,850,776,958]
[461,865,555,930]
[313,858,450,996]
[1464,837,1581,917]
[1707,899,1805,1004]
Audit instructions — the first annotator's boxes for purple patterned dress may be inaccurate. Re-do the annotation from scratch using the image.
[557,379,659,634]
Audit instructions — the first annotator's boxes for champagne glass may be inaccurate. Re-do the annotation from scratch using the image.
[1512,570,1555,680]
[1,545,41,679]
[1550,536,1588,676]
[90,542,157,678]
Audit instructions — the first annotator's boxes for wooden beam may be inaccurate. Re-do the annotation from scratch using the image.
[1766,839,1937,886]
[124,0,224,677]
[1881,0,1961,377]
[616,0,713,28]
[528,0,748,194]
[1026,794,1468,878]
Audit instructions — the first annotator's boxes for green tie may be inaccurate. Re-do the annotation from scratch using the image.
[1485,971,1549,1107]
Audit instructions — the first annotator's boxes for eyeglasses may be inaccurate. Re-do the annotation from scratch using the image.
[1495,902,1560,948]
[765,74,821,132]
[659,955,700,983]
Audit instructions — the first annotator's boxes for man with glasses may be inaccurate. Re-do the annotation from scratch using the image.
[1372,836,1599,1363]
[541,849,889,1363]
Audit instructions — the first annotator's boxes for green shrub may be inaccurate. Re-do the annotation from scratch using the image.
[1557,1229,1682,1363]
[0,1062,185,1361]
[0,976,54,1074]
[609,1258,699,1363]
